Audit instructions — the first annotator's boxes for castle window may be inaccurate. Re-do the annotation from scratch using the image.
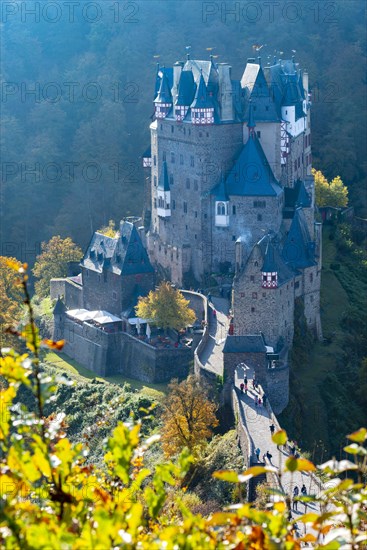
[262,292,266,297]
[285,320,287,326]
[232,235,236,241]
[171,152,175,163]
[186,178,190,189]
[154,155,156,166]
[183,202,188,213]
[195,211,198,218]
[186,225,188,230]
[190,155,194,167]
[112,291,117,300]
[250,275,255,282]
[170,174,174,186]
[254,261,258,267]
[98,275,101,282]
[195,234,197,239]
[295,281,300,289]
[154,198,157,208]
[253,200,266,208]
[171,125,174,133]
[232,205,236,215]
[163,151,166,161]
[204,214,207,219]
[257,131,261,138]
[310,295,314,302]
[257,214,262,221]
[180,154,184,165]
[310,273,313,283]
[154,176,157,186]
[217,202,226,216]
[160,124,163,130]
[251,307,255,312]
[172,200,176,209]
[252,292,257,299]
[194,180,198,190]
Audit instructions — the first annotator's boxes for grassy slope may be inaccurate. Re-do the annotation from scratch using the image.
[43,351,167,402]
[279,224,365,459]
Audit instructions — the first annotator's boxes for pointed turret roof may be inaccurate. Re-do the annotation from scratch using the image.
[211,173,229,201]
[258,234,295,285]
[241,61,279,122]
[175,70,196,106]
[157,161,170,192]
[154,70,172,104]
[225,134,282,197]
[282,208,316,269]
[191,72,214,109]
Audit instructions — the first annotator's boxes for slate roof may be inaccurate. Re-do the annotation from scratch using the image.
[175,70,196,106]
[154,70,172,104]
[282,208,316,269]
[241,62,279,122]
[191,72,215,109]
[268,59,306,119]
[258,234,295,285]
[223,334,267,353]
[284,180,312,209]
[142,145,151,158]
[157,161,170,191]
[226,134,282,197]
[211,174,229,201]
[81,221,154,276]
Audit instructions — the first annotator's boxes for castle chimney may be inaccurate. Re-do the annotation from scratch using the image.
[235,237,243,273]
[173,61,184,101]
[218,63,233,121]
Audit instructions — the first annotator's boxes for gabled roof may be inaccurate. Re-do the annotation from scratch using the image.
[223,334,267,353]
[142,145,151,158]
[191,72,215,109]
[157,161,170,191]
[226,134,282,197]
[81,221,154,276]
[282,208,316,269]
[183,59,214,86]
[154,70,172,104]
[175,70,196,106]
[258,234,295,285]
[211,174,228,201]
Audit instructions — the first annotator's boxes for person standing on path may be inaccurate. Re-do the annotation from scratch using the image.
[244,383,248,394]
[270,423,275,435]
[240,383,244,393]
[213,309,217,318]
[293,486,299,511]
[255,448,261,461]
[207,293,212,303]
[244,375,248,386]
[262,393,267,407]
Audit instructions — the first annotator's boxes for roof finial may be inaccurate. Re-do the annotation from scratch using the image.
[258,56,262,66]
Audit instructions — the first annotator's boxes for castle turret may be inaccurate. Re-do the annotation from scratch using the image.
[156,161,171,218]
[190,71,215,125]
[154,70,172,119]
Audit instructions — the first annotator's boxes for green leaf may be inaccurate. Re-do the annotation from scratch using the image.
[212,470,240,483]
[272,429,287,446]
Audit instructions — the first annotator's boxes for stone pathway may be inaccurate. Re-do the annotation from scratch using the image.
[234,365,323,538]
[198,296,228,376]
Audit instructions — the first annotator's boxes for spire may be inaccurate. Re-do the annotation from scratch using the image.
[154,70,172,104]
[213,171,229,201]
[157,161,170,191]
[247,101,256,136]
[191,72,214,109]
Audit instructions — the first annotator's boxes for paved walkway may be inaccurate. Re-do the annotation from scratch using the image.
[198,299,323,538]
[234,365,323,537]
[198,296,229,376]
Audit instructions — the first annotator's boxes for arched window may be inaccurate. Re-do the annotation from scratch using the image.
[217,202,226,216]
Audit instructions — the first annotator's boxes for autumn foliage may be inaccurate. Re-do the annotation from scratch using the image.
[33,236,83,298]
[313,168,349,208]
[161,376,219,458]
[136,282,196,331]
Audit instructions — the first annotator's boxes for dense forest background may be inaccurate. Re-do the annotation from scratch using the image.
[1,0,366,262]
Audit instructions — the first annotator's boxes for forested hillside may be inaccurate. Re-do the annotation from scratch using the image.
[1,0,366,259]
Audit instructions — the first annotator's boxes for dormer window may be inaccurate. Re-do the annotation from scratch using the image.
[192,108,214,125]
[217,202,226,216]
[262,272,278,288]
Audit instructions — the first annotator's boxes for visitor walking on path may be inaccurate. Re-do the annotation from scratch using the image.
[262,393,267,407]
[240,383,244,393]
[255,448,261,461]
[266,451,273,463]
[270,423,275,435]
[213,309,217,318]
[244,383,248,394]
[244,375,248,386]
[207,293,212,303]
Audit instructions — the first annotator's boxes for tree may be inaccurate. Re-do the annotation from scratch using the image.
[97,219,117,238]
[32,236,83,298]
[161,376,219,457]
[0,257,24,348]
[313,168,349,208]
[135,282,196,331]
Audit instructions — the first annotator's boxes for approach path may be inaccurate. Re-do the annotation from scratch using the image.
[199,296,323,538]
